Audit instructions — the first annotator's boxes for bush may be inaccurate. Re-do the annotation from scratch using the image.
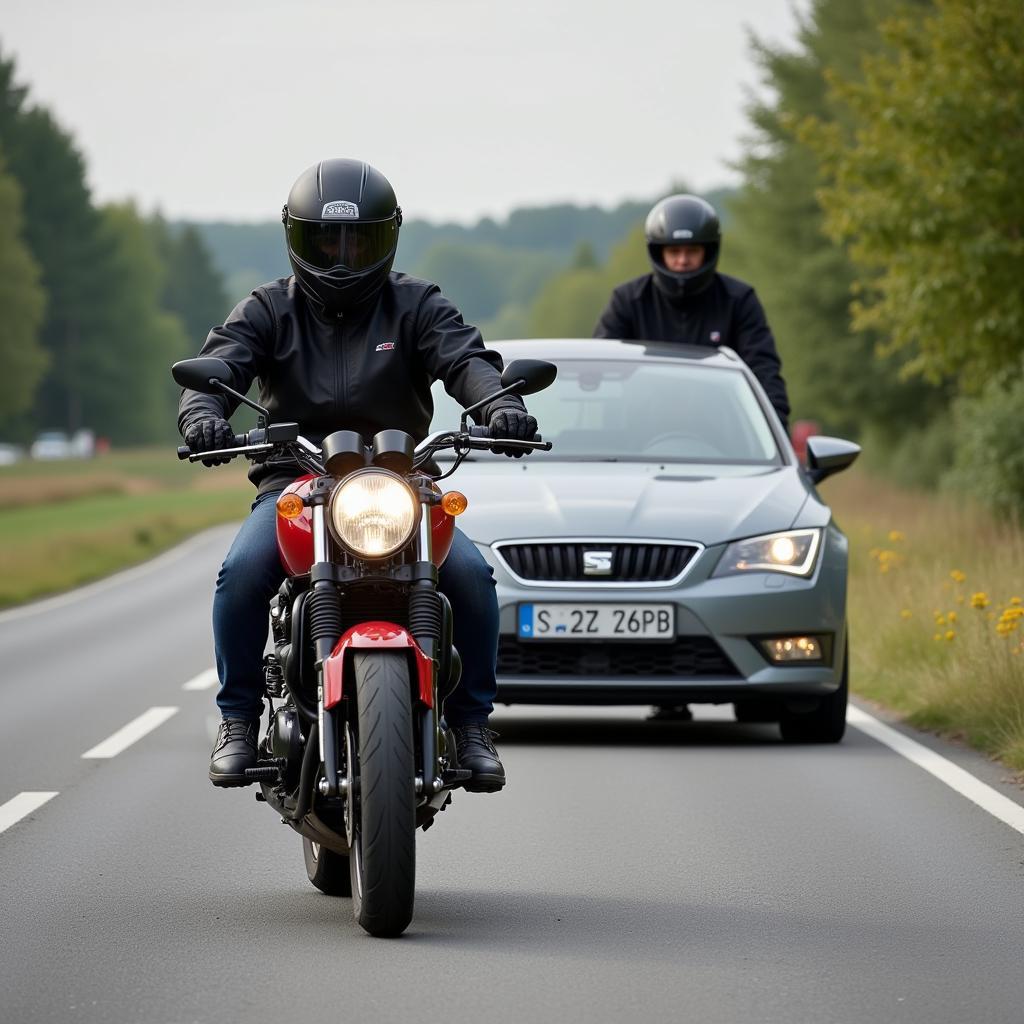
[945,370,1024,523]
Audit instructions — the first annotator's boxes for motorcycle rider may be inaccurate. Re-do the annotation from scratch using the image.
[178,158,538,792]
[593,194,790,430]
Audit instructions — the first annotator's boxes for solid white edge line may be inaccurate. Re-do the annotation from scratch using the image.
[0,791,58,835]
[81,706,179,759]
[183,668,219,691]
[848,705,1024,836]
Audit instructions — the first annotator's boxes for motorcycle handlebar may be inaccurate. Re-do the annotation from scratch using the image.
[176,432,251,461]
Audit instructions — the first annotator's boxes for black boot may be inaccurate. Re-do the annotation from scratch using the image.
[209,718,259,787]
[453,724,506,793]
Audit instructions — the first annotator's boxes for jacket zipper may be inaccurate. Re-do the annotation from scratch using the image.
[334,313,344,425]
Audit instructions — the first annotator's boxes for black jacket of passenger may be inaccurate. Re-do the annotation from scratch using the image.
[178,273,523,496]
[594,272,790,428]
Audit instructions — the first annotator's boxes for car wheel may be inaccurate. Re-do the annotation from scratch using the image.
[779,638,848,744]
[733,698,780,723]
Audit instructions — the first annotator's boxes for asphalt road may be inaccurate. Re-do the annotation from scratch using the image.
[2,527,1023,1024]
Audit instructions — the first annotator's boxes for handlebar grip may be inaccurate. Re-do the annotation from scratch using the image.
[177,432,249,461]
[468,425,492,438]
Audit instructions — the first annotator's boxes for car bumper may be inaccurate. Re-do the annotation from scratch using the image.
[478,524,848,706]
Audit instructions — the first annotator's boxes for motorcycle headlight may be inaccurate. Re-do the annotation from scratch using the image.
[713,529,822,578]
[328,470,419,558]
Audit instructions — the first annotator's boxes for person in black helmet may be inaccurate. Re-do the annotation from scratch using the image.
[594,194,790,429]
[178,158,538,792]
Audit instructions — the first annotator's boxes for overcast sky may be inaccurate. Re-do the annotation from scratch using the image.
[3,0,805,224]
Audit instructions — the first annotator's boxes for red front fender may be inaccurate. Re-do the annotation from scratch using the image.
[322,621,434,711]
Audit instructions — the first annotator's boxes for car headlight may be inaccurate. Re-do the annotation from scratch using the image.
[329,469,419,558]
[713,529,822,578]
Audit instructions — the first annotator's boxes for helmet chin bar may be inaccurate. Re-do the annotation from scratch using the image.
[289,249,397,315]
[648,243,719,300]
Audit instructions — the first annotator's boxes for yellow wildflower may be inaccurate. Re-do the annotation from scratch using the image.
[971,592,990,609]
[944,630,955,641]
[947,611,957,624]
[900,609,912,620]
[934,614,946,626]
[1010,596,1022,606]
[950,570,967,583]
[933,633,943,641]
[888,530,905,543]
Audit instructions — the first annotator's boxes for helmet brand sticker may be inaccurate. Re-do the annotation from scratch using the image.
[322,201,359,219]
[672,228,694,239]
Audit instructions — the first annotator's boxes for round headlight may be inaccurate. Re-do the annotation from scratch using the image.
[329,470,419,558]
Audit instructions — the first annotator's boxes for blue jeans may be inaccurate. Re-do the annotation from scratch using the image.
[212,492,498,726]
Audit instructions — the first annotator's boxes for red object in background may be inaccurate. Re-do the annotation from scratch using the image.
[275,475,456,576]
[790,420,820,464]
[95,437,111,455]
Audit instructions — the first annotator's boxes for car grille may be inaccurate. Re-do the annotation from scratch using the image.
[496,636,738,678]
[495,542,698,583]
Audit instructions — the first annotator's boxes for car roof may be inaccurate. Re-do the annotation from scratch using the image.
[487,337,746,370]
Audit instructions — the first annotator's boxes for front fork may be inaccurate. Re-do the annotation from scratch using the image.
[308,495,441,800]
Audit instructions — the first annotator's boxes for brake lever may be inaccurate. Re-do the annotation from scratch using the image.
[185,442,275,464]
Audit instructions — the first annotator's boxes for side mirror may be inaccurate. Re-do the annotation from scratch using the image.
[501,359,557,396]
[172,357,234,394]
[805,436,861,484]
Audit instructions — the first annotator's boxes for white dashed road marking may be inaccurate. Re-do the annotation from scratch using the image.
[81,706,179,759]
[0,791,58,835]
[849,705,1024,836]
[183,668,218,691]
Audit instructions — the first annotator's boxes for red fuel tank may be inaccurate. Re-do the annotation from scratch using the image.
[275,476,456,576]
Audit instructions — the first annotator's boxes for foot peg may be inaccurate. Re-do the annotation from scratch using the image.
[442,767,473,788]
[244,759,286,784]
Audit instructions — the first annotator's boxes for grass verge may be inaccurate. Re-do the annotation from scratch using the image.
[0,449,251,607]
[821,471,1024,772]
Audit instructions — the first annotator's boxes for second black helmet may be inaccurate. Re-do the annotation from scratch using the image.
[283,158,402,315]
[645,194,721,301]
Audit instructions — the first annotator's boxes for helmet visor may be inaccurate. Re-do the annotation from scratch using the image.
[287,217,397,271]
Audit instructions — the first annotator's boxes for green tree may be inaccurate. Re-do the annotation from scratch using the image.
[725,0,939,437]
[0,152,46,426]
[151,217,229,350]
[0,50,120,433]
[86,204,191,442]
[809,0,1024,391]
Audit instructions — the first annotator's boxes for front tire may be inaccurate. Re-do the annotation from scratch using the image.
[350,651,417,937]
[303,837,352,897]
[779,639,848,744]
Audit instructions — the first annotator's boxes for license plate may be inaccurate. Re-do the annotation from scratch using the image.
[518,603,674,641]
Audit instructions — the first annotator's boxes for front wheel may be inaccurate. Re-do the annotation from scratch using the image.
[302,837,352,897]
[779,638,848,744]
[350,651,417,937]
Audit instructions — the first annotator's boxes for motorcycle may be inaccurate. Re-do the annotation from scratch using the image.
[172,355,555,937]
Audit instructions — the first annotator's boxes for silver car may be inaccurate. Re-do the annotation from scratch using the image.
[431,339,860,743]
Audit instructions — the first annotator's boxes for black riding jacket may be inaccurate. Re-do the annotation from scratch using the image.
[594,272,790,427]
[178,273,523,496]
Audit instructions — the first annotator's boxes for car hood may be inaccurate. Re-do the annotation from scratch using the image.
[452,461,811,546]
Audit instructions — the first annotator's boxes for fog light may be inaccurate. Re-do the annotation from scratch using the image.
[758,635,829,663]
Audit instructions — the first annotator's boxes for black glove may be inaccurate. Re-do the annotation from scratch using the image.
[488,407,538,459]
[184,416,235,466]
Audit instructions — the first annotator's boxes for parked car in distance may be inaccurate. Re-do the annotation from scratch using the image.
[0,443,24,466]
[29,431,72,460]
[29,429,95,460]
[430,339,860,743]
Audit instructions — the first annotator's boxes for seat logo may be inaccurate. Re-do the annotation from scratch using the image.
[583,550,613,575]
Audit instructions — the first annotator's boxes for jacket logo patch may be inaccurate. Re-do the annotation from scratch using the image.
[322,201,359,219]
[710,331,721,343]
[375,341,396,352]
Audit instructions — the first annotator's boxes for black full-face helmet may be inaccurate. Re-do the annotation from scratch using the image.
[283,158,402,315]
[645,194,721,302]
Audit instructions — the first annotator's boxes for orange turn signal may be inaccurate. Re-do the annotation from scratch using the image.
[441,491,468,516]
[276,493,305,520]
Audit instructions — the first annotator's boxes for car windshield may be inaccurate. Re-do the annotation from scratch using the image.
[431,358,781,464]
